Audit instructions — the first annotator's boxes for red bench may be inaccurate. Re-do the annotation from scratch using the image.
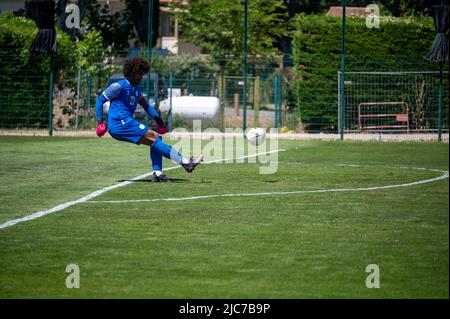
[358,102,410,133]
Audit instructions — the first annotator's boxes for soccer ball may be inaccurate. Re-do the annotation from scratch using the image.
[246,127,266,145]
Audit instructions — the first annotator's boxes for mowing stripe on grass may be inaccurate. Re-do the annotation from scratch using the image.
[88,166,449,204]
[0,149,285,230]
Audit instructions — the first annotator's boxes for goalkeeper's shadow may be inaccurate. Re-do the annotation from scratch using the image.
[118,178,192,183]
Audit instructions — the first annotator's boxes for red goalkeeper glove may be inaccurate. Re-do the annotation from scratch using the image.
[96,123,106,137]
[155,117,169,134]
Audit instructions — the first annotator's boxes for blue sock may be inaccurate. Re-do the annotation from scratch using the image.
[151,136,163,172]
[151,137,187,165]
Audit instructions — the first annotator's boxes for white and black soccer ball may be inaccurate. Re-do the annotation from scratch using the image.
[246,127,266,145]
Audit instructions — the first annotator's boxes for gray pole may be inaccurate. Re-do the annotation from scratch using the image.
[279,73,283,127]
[274,74,278,129]
[76,67,81,129]
[169,72,173,131]
[339,0,346,140]
[242,0,248,132]
[48,54,54,136]
[147,0,153,100]
[88,71,92,123]
[438,63,443,142]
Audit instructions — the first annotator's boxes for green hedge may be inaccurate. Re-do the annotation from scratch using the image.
[291,14,437,131]
[0,14,75,129]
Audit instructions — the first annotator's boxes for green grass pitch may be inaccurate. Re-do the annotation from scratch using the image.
[0,136,448,298]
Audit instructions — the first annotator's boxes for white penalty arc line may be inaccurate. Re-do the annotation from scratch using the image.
[0,149,285,230]
[88,167,449,204]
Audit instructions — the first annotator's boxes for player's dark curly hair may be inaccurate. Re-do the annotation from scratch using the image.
[123,57,150,78]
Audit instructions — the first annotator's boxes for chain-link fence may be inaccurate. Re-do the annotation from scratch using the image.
[341,71,449,133]
[1,47,448,140]
[145,71,284,131]
[294,53,449,138]
[0,48,286,133]
[0,48,50,130]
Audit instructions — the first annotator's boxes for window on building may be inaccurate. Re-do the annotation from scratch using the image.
[160,12,175,37]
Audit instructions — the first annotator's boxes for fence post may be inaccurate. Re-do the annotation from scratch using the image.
[279,73,283,127]
[340,0,346,140]
[218,73,224,131]
[242,0,248,133]
[274,73,278,129]
[297,73,303,131]
[76,68,81,129]
[438,65,443,142]
[48,66,54,136]
[168,72,173,131]
[88,71,92,124]
[338,71,341,135]
[186,73,190,96]
[234,93,240,116]
[254,76,260,127]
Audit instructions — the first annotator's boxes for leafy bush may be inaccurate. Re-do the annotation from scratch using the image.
[152,53,220,78]
[0,13,76,128]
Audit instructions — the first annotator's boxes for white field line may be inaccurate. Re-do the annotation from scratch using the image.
[2,130,448,143]
[0,149,285,230]
[89,166,449,204]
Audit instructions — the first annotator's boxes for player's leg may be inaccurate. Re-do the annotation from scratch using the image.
[137,128,159,146]
[150,136,163,173]
[150,136,169,182]
[139,129,203,173]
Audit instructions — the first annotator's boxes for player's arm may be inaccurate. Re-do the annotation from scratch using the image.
[95,82,121,137]
[139,96,169,134]
[138,96,159,119]
[95,82,121,124]
[95,95,108,125]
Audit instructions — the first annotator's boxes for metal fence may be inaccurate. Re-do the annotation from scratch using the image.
[0,48,285,133]
[0,48,50,130]
[340,71,449,134]
[1,47,448,141]
[149,72,284,131]
[293,53,449,140]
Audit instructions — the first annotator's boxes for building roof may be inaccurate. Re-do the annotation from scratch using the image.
[159,0,189,4]
[326,7,367,17]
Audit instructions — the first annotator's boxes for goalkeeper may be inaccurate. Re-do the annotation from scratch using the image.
[95,57,203,182]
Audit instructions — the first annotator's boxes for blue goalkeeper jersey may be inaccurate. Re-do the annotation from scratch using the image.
[95,79,159,124]
[104,79,142,122]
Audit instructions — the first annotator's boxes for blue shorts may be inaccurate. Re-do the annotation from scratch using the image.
[108,117,148,144]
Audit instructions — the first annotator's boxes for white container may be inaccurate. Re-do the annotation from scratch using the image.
[159,96,220,122]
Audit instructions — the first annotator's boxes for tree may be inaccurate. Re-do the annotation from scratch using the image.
[173,0,288,66]
[75,30,104,73]
[378,0,435,17]
[56,0,91,41]
[81,2,134,51]
[56,1,161,52]
[280,0,434,17]
[55,0,133,50]
[152,53,219,78]
[125,0,160,50]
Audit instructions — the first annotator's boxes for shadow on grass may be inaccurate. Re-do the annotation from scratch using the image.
[118,178,212,183]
